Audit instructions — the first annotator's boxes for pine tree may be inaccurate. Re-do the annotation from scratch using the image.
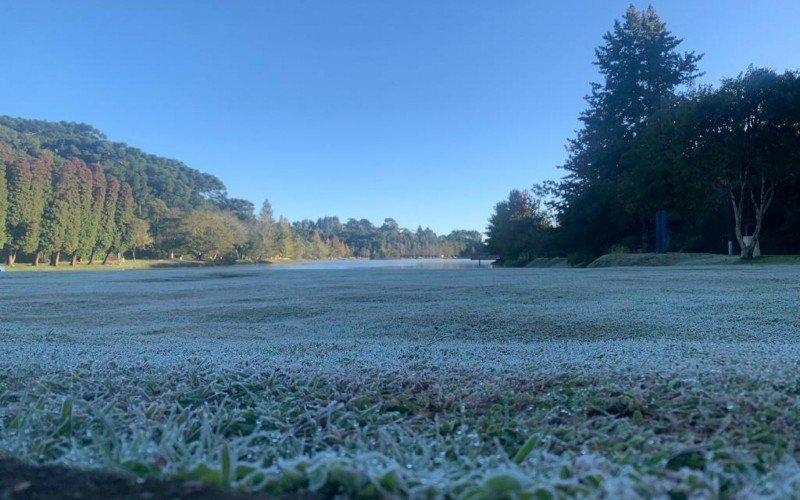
[40,159,81,266]
[28,153,53,265]
[277,216,293,259]
[257,199,278,259]
[590,6,702,140]
[69,159,94,265]
[111,182,136,262]
[558,5,702,255]
[84,164,107,264]
[5,152,53,265]
[5,156,33,266]
[98,177,120,265]
[0,144,10,253]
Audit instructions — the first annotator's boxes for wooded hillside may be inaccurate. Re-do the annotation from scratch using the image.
[0,117,482,265]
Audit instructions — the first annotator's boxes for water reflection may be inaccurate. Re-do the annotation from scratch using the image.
[273,258,488,270]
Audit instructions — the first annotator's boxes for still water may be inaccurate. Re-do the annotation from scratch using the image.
[273,258,487,270]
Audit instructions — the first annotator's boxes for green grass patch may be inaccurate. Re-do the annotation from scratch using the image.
[3,259,213,272]
[2,366,799,497]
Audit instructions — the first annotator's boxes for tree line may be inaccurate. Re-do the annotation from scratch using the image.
[0,122,483,266]
[288,215,482,260]
[0,146,145,266]
[487,6,800,264]
[150,200,483,264]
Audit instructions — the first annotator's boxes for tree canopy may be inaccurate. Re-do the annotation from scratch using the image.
[487,6,800,264]
[1,118,484,265]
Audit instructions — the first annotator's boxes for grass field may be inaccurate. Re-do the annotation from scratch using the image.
[1,264,799,497]
[1,258,212,272]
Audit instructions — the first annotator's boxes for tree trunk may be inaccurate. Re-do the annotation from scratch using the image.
[640,219,648,253]
[117,252,122,264]
[132,247,137,262]
[7,250,16,267]
[730,174,775,259]
[70,252,79,267]
[102,250,112,265]
[51,251,61,267]
[728,177,748,258]
[88,248,96,265]
[745,176,773,258]
[32,252,40,266]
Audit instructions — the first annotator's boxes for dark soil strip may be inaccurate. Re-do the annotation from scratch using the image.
[0,458,312,500]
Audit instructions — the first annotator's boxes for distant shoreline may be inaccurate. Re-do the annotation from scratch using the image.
[1,256,476,272]
[2,259,216,272]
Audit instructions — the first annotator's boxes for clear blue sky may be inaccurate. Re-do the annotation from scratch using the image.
[2,1,799,234]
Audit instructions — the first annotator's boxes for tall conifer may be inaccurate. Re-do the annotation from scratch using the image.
[558,5,702,255]
[99,177,120,265]
[112,182,136,260]
[0,144,10,253]
[84,164,107,263]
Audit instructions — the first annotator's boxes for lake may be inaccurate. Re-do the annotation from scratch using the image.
[272,257,486,270]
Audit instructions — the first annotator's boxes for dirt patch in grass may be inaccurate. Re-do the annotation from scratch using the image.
[0,457,280,499]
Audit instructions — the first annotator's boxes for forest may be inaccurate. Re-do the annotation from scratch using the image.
[0,118,482,266]
[486,6,800,265]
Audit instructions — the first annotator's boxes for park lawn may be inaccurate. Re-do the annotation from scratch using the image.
[1,264,799,497]
[2,259,214,272]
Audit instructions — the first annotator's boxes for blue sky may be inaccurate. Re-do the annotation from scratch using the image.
[2,1,799,234]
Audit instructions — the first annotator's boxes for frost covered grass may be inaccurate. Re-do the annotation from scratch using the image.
[587,252,739,268]
[1,264,800,497]
[2,258,210,272]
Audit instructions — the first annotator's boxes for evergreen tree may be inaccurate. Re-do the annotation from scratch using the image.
[558,5,702,256]
[83,164,107,263]
[63,159,93,265]
[592,6,702,137]
[0,116,228,213]
[277,216,293,259]
[257,199,278,259]
[111,182,136,262]
[71,161,95,264]
[29,154,53,265]
[5,156,33,265]
[98,177,120,264]
[0,145,9,253]
[41,159,82,266]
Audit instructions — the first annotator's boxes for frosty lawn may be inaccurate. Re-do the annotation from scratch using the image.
[1,265,799,497]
